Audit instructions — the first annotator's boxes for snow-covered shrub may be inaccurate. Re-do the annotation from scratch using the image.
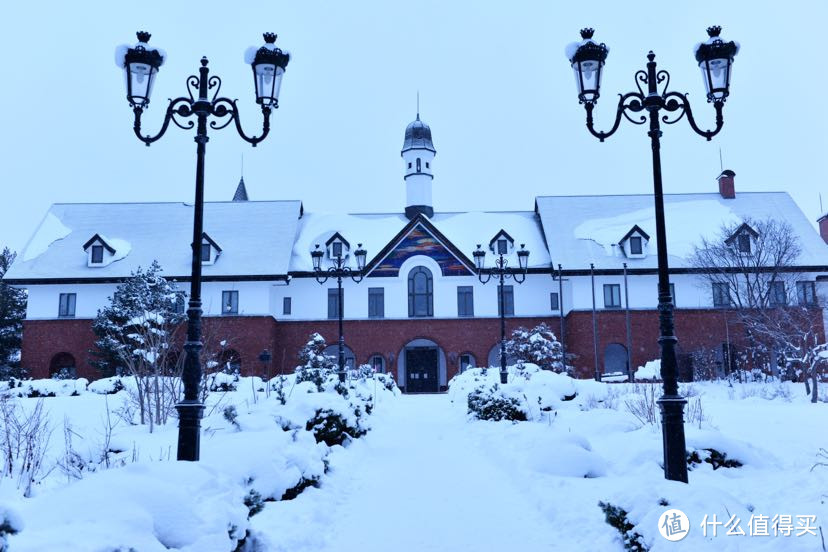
[467,384,528,422]
[504,323,568,373]
[598,501,648,552]
[243,489,265,517]
[634,360,661,382]
[208,371,238,392]
[294,333,336,391]
[686,448,743,470]
[51,366,76,380]
[223,405,240,429]
[305,408,367,446]
[88,377,125,395]
[0,503,22,552]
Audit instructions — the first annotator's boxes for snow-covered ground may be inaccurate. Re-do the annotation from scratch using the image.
[2,368,827,551]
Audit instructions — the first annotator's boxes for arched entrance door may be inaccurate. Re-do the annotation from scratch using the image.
[603,343,628,375]
[398,339,446,393]
[50,352,76,378]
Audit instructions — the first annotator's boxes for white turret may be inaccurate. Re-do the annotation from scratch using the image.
[401,114,436,219]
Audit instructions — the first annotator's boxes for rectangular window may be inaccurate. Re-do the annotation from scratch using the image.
[769,281,786,306]
[283,297,292,315]
[58,293,76,318]
[174,293,186,314]
[603,284,621,308]
[201,243,211,262]
[629,237,642,255]
[328,288,342,319]
[222,290,238,315]
[550,292,560,311]
[332,242,343,258]
[712,283,731,307]
[457,286,474,317]
[797,281,816,305]
[368,288,384,318]
[737,234,751,254]
[91,245,104,264]
[497,285,514,316]
[460,354,474,372]
[496,239,508,255]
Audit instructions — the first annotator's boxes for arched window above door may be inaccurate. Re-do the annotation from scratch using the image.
[408,266,433,317]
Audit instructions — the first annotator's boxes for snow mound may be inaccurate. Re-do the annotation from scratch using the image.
[634,359,662,382]
[22,213,72,262]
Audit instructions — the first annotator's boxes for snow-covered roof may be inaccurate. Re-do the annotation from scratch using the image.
[535,192,828,269]
[289,211,550,272]
[5,201,303,281]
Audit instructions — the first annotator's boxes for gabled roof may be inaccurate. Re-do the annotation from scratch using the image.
[82,233,116,254]
[534,192,828,269]
[619,224,650,244]
[724,222,759,245]
[324,232,350,249]
[5,200,303,282]
[364,214,475,276]
[289,210,549,273]
[201,232,222,252]
[488,229,515,249]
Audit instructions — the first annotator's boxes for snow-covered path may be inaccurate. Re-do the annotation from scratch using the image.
[253,394,559,551]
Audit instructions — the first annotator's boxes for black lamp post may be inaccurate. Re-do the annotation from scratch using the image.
[566,26,738,483]
[311,243,368,383]
[117,31,290,461]
[473,243,530,384]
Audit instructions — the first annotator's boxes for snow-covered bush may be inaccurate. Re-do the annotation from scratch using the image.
[686,448,743,470]
[87,377,125,395]
[294,333,336,391]
[467,384,528,422]
[0,502,22,552]
[598,501,648,552]
[504,323,568,374]
[633,360,661,382]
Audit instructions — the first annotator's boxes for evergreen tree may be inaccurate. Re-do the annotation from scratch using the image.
[504,323,568,374]
[91,261,185,378]
[0,248,26,378]
[295,333,336,390]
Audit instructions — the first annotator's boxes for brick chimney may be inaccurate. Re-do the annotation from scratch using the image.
[717,170,735,199]
[819,214,828,245]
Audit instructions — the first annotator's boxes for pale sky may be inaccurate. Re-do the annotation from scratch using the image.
[1,1,825,253]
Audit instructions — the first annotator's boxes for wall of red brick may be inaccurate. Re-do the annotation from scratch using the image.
[272,317,559,382]
[21,308,824,382]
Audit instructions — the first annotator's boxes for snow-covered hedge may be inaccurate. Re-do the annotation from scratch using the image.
[4,370,398,551]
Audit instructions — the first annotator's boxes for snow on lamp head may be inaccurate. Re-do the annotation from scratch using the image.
[694,26,739,102]
[473,244,486,271]
[566,28,609,104]
[245,32,290,107]
[116,31,165,108]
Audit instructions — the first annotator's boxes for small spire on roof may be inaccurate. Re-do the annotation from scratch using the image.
[233,177,249,202]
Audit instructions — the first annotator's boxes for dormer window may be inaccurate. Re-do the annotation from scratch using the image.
[82,234,117,267]
[489,229,515,255]
[325,232,351,260]
[497,239,508,255]
[629,236,642,255]
[725,222,758,256]
[91,245,104,264]
[618,225,650,259]
[200,232,222,266]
